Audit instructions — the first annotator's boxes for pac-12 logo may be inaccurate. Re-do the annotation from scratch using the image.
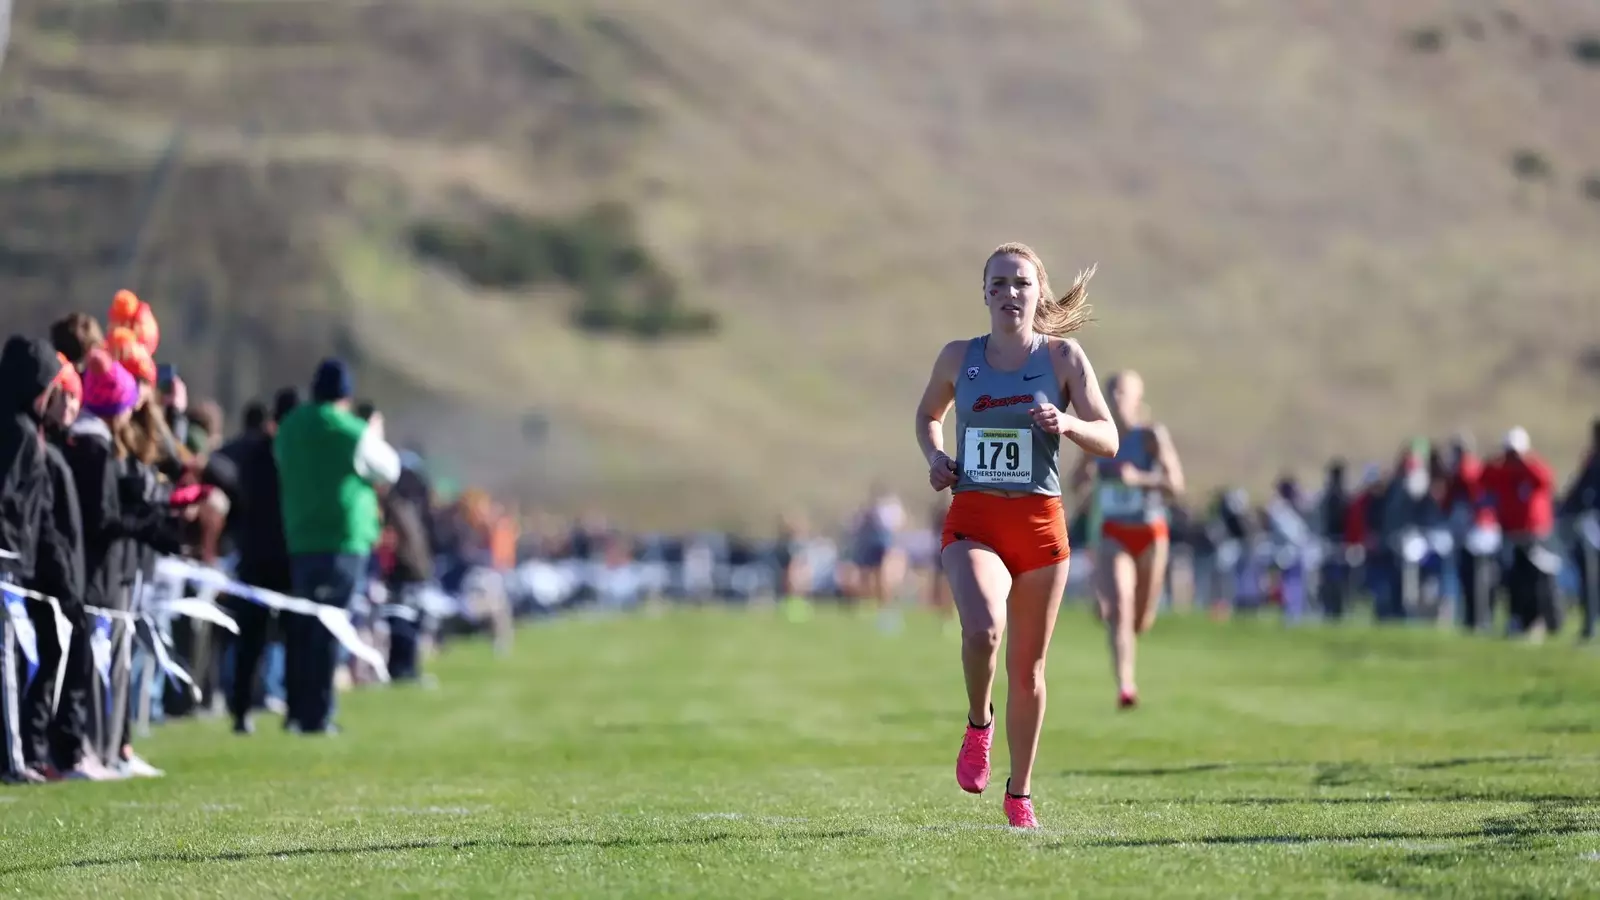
[966,366,980,381]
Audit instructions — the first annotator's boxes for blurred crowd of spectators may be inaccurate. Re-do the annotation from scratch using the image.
[1,294,521,785]
[1157,424,1600,640]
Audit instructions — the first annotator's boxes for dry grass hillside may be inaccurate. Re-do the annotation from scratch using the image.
[3,0,1598,529]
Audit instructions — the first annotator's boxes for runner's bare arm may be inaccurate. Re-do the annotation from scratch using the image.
[915,340,966,466]
[1049,338,1118,458]
[1118,425,1185,495]
[1150,423,1186,498]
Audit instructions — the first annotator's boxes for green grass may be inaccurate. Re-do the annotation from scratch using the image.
[6,605,1600,897]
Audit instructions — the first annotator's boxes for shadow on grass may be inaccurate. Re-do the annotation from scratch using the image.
[1061,798,1600,852]
[1062,754,1574,779]
[1059,821,1600,851]
[1340,800,1600,889]
[1116,792,1596,806]
[1060,762,1300,778]
[1,829,871,876]
[1410,754,1558,770]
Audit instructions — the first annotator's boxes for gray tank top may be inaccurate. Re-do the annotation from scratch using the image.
[952,335,1063,497]
[1095,425,1167,524]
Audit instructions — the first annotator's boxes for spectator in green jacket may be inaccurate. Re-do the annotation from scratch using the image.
[274,358,399,735]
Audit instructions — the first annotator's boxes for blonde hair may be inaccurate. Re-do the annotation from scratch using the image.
[984,242,1096,337]
[119,408,164,465]
[120,400,192,468]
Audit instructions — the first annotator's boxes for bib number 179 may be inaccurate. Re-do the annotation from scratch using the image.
[976,440,1019,471]
[963,428,1032,485]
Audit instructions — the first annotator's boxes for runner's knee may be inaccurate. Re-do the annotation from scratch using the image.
[961,626,1002,658]
[1006,654,1046,695]
[1107,594,1135,629]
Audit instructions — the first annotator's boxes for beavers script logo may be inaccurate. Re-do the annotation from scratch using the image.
[971,394,1032,412]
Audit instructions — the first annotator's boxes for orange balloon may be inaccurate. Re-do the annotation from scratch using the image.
[110,289,141,321]
[108,290,160,354]
[107,327,157,384]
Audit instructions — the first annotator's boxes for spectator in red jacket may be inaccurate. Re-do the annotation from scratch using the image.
[1482,427,1559,637]
[1482,428,1556,538]
[1345,464,1384,549]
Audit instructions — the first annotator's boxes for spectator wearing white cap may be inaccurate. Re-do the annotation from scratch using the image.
[1482,426,1559,638]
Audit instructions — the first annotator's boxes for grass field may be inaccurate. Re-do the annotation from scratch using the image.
[6,605,1600,898]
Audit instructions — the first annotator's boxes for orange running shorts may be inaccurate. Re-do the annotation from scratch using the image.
[940,491,1070,575]
[1100,519,1171,558]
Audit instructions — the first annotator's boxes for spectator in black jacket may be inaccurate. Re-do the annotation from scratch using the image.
[1560,419,1600,639]
[103,336,198,777]
[60,349,184,776]
[22,355,113,781]
[1361,446,1420,620]
[0,335,62,784]
[1316,459,1353,619]
[213,388,298,734]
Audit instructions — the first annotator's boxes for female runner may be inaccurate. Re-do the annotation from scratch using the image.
[1071,370,1184,709]
[914,242,1119,828]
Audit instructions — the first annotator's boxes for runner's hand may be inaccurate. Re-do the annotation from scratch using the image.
[928,451,960,491]
[1029,402,1070,435]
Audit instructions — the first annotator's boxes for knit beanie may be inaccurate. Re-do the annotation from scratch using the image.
[53,351,82,400]
[82,348,139,419]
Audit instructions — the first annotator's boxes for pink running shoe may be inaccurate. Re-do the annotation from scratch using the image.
[955,707,993,794]
[1004,780,1039,829]
[1118,687,1139,710]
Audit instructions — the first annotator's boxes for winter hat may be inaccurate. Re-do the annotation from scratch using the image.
[82,348,139,419]
[311,358,354,403]
[53,352,82,400]
[109,289,160,355]
[106,327,157,385]
[1503,426,1531,455]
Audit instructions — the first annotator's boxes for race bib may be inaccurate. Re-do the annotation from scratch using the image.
[963,427,1032,485]
[1098,482,1145,516]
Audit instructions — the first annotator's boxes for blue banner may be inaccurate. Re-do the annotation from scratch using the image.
[2,585,39,690]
